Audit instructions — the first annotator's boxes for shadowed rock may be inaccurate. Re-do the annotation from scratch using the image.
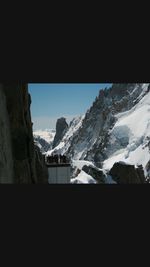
[0,83,48,183]
[0,85,14,183]
[109,162,145,184]
[82,165,106,183]
[146,160,150,181]
[34,145,48,183]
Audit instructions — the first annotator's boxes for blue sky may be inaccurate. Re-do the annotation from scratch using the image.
[28,83,112,130]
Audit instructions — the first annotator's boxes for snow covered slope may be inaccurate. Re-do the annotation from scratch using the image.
[56,84,149,164]
[103,87,150,176]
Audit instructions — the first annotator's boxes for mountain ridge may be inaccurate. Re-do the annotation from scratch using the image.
[46,83,150,183]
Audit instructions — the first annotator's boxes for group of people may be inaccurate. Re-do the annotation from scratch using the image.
[46,154,69,164]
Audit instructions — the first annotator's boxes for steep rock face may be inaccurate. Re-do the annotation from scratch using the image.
[0,85,14,183]
[46,83,150,183]
[109,162,145,184]
[0,83,48,183]
[52,117,68,148]
[3,83,37,183]
[66,84,149,166]
[46,115,84,157]
[34,145,48,183]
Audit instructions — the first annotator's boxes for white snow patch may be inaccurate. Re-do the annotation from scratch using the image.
[103,91,150,174]
[71,170,96,184]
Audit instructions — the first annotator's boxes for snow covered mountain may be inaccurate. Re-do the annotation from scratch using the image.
[46,84,150,183]
[103,85,150,177]
[33,129,55,153]
[66,83,150,164]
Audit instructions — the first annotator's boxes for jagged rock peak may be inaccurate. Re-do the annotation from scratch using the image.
[52,117,68,148]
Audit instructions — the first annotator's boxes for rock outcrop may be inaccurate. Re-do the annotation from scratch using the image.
[82,165,106,183]
[52,117,68,148]
[0,83,48,183]
[109,162,145,184]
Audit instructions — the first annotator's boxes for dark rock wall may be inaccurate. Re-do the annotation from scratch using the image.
[109,162,145,184]
[0,85,14,183]
[0,83,48,183]
[34,145,48,183]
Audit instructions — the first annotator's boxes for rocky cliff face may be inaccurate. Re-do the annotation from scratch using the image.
[0,83,48,183]
[34,145,48,183]
[0,85,14,183]
[52,117,68,148]
[66,84,149,166]
[46,115,84,157]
